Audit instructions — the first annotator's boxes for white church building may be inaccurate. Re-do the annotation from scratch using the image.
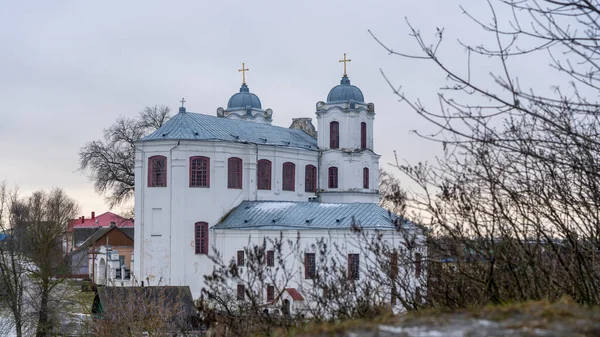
[133,59,426,309]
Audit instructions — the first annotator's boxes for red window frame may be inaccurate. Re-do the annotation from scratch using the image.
[348,253,360,280]
[266,285,275,302]
[266,250,275,267]
[304,253,316,279]
[237,284,245,301]
[237,250,245,267]
[189,156,210,187]
[390,251,398,279]
[148,156,167,187]
[194,222,209,254]
[415,253,422,278]
[361,122,367,149]
[328,167,338,189]
[330,121,339,149]
[227,157,243,189]
[257,159,272,190]
[282,162,295,191]
[363,167,369,189]
[305,165,317,193]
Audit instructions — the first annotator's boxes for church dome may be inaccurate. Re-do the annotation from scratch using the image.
[327,75,364,102]
[227,83,262,109]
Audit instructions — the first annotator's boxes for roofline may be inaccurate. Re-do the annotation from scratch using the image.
[135,138,319,151]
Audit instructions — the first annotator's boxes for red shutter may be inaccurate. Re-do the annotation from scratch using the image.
[228,157,243,189]
[305,165,317,192]
[304,253,308,279]
[361,122,367,149]
[330,121,339,149]
[282,162,295,191]
[328,167,338,189]
[257,160,272,190]
[415,253,422,278]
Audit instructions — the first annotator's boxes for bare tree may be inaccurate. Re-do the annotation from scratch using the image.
[379,169,407,215]
[79,105,171,208]
[0,182,27,337]
[202,235,299,336]
[371,0,600,306]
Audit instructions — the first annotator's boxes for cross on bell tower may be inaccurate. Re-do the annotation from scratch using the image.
[338,53,351,77]
[238,62,249,84]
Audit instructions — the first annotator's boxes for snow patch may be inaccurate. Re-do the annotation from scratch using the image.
[254,202,295,212]
[318,203,343,208]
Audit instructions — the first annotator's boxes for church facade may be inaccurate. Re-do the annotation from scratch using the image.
[133,60,425,307]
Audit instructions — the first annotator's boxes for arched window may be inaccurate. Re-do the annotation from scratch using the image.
[305,165,317,193]
[328,167,338,189]
[363,167,369,189]
[330,121,339,149]
[361,122,367,150]
[148,156,167,187]
[282,162,295,191]
[194,222,209,255]
[228,157,243,189]
[257,159,272,190]
[190,156,210,187]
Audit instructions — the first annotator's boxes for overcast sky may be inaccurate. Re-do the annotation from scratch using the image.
[0,1,545,216]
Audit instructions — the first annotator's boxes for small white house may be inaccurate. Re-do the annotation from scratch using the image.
[133,63,427,307]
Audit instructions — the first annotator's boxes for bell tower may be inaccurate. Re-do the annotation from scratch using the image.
[316,54,380,203]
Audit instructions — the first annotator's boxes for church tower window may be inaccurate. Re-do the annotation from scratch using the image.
[305,165,317,193]
[228,157,243,189]
[257,159,272,190]
[361,122,367,149]
[148,156,167,187]
[190,156,210,187]
[194,222,209,254]
[328,167,338,189]
[363,167,369,189]
[330,121,340,149]
[282,162,295,191]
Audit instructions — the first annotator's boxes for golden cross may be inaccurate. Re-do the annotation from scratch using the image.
[238,62,249,84]
[338,53,351,76]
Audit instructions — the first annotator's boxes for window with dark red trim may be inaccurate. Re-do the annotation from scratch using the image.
[266,285,275,302]
[237,284,245,300]
[257,159,272,190]
[305,165,317,193]
[190,156,210,187]
[282,162,295,191]
[415,253,422,278]
[361,122,367,149]
[348,253,360,280]
[328,167,338,189]
[363,167,369,189]
[390,251,398,279]
[194,222,209,254]
[305,253,316,279]
[148,156,167,187]
[266,250,275,267]
[237,250,245,267]
[330,121,339,149]
[228,157,243,189]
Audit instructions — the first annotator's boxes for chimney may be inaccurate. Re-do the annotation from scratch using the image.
[80,216,84,224]
[91,211,95,219]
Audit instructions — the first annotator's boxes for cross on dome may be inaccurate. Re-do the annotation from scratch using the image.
[238,63,249,84]
[180,97,186,107]
[338,53,351,77]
